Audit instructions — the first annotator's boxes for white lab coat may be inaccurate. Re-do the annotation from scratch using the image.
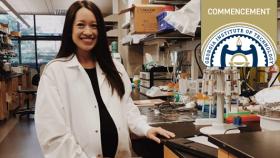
[35,55,151,158]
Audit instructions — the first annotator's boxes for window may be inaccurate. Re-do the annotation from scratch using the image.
[35,15,65,36]
[1,14,65,69]
[21,41,36,67]
[0,14,18,31]
[37,41,61,65]
[20,15,34,36]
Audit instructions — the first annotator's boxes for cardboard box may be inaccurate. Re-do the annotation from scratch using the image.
[0,23,9,33]
[120,4,174,34]
[10,31,21,37]
[133,0,149,4]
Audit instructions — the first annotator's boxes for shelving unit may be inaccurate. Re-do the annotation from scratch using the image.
[122,41,140,46]
[122,28,201,46]
[118,0,201,76]
[0,24,20,74]
[0,23,24,120]
[0,29,8,35]
[120,0,199,45]
[140,28,201,43]
[0,34,13,49]
[149,0,190,5]
[121,22,130,29]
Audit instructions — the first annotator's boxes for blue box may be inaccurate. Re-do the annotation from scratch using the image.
[157,12,174,32]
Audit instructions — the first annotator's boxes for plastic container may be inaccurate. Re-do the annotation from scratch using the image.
[260,115,280,131]
[156,11,174,32]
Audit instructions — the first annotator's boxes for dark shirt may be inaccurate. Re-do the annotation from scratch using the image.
[85,68,118,157]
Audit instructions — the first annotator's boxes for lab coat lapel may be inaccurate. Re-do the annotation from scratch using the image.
[67,55,106,89]
[67,55,112,108]
[67,55,101,105]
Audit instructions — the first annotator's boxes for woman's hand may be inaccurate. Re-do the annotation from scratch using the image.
[146,127,175,144]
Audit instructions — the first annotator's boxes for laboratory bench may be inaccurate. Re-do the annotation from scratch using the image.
[0,72,31,120]
[131,88,262,158]
[161,121,261,158]
[132,120,260,158]
[208,131,280,158]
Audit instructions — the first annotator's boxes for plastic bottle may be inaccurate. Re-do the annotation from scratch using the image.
[111,41,121,63]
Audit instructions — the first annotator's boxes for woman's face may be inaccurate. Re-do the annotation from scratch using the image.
[72,7,98,54]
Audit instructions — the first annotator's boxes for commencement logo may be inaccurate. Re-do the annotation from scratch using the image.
[202,22,277,67]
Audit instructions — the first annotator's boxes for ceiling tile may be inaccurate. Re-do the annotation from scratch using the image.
[0,0,112,15]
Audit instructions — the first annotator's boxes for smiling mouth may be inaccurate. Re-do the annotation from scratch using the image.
[81,38,93,41]
[80,37,96,43]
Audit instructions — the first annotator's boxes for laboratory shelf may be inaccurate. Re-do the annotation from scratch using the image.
[140,28,201,43]
[149,0,190,5]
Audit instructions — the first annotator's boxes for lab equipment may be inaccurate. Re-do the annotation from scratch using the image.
[196,67,242,134]
[170,50,178,83]
[254,86,280,131]
[145,86,173,98]
[259,102,280,131]
[139,66,172,96]
[146,86,163,97]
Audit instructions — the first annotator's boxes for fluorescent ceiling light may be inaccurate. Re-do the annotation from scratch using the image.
[0,0,30,28]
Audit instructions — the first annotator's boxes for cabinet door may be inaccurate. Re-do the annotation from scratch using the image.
[164,146,179,158]
[0,81,8,120]
[10,77,19,110]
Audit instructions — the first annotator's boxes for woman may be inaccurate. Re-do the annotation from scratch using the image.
[34,1,175,158]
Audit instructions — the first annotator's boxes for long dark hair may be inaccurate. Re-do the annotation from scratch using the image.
[57,0,125,99]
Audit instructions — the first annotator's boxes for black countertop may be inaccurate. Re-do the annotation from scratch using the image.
[132,121,202,158]
[208,131,280,158]
[0,72,24,81]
